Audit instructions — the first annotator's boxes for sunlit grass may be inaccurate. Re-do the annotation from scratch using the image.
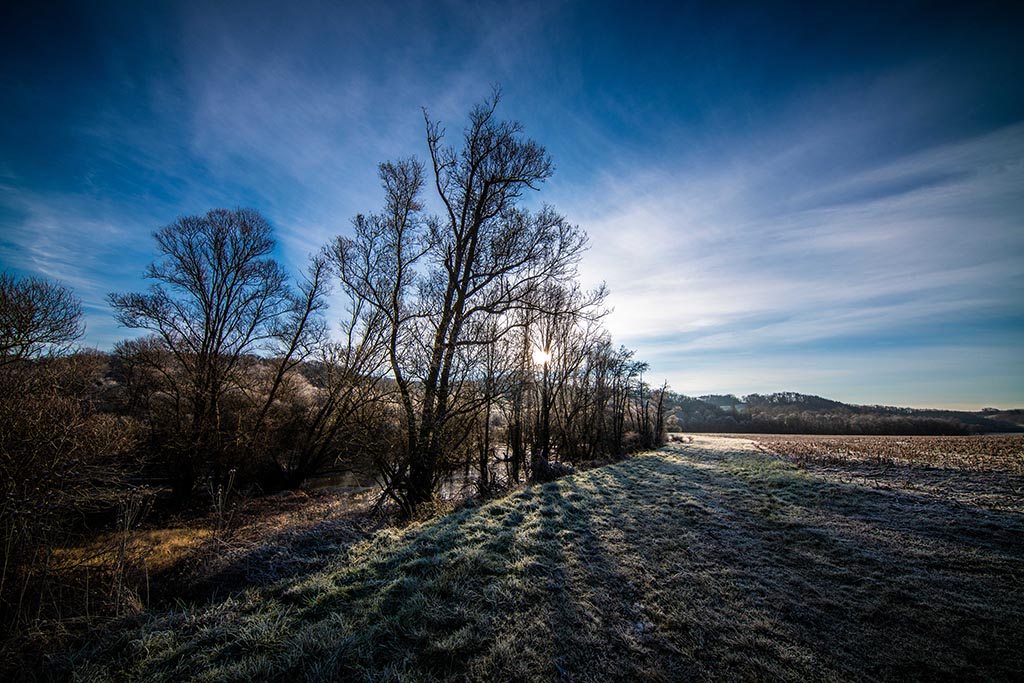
[53,436,1024,681]
[55,528,215,573]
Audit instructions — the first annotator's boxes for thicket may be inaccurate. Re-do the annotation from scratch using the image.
[1,280,144,636]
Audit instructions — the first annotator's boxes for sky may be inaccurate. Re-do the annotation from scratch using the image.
[1,0,1022,409]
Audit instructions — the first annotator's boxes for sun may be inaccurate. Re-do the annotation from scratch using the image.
[531,347,552,365]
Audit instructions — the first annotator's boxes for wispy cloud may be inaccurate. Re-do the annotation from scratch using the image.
[1,1,1020,406]
[0,183,161,345]
[558,85,1024,405]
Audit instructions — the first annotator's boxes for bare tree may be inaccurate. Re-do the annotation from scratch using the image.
[526,282,607,475]
[333,93,591,512]
[0,272,84,365]
[249,252,331,444]
[109,208,294,499]
[261,278,394,489]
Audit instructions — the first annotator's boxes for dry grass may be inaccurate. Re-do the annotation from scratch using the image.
[748,433,1024,513]
[14,485,390,653]
[746,433,1024,473]
[34,436,1024,682]
[54,528,214,575]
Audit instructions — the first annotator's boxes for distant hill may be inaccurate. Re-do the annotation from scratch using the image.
[663,391,1023,435]
[981,409,1024,428]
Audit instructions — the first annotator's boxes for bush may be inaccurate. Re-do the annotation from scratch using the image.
[0,353,143,635]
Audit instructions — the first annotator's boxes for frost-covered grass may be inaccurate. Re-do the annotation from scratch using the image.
[45,436,1024,681]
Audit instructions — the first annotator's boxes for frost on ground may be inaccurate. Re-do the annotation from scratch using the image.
[748,433,1024,512]
[50,435,1024,682]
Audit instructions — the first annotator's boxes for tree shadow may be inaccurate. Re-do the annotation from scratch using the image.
[58,445,1024,682]
[592,447,1024,680]
[154,502,389,606]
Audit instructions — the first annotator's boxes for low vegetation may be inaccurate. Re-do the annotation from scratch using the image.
[750,433,1024,473]
[748,433,1024,513]
[29,435,1024,682]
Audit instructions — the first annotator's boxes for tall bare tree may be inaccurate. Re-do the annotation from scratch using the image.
[333,93,591,512]
[109,208,294,498]
[526,282,607,473]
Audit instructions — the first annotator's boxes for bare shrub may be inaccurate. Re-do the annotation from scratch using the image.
[0,352,144,635]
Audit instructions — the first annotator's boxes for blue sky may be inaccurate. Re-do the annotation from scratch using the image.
[2,0,1022,408]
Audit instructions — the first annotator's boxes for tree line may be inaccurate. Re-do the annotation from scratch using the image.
[0,95,667,635]
[663,391,1014,435]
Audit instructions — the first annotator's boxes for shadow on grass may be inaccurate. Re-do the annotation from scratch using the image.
[51,444,1024,682]
[588,447,1024,681]
[642,447,1024,555]
[164,507,388,607]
